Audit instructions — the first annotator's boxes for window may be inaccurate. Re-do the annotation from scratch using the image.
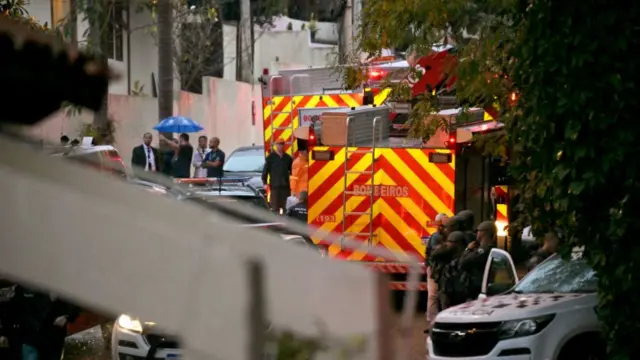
[51,0,70,28]
[223,148,265,173]
[513,255,597,294]
[107,1,124,61]
[486,252,517,295]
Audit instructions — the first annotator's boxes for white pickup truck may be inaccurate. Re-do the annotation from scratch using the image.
[428,248,605,360]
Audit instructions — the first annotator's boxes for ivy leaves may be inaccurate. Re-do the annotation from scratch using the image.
[511,0,640,357]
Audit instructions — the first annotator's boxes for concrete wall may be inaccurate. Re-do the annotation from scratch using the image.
[28,78,264,167]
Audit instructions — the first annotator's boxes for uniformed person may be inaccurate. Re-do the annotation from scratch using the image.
[456,209,476,246]
[459,220,498,300]
[431,230,467,310]
[286,191,308,223]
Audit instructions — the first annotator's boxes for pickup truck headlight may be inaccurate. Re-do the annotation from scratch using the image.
[117,314,143,333]
[498,314,555,339]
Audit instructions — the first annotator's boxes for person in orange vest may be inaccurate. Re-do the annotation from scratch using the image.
[290,148,309,198]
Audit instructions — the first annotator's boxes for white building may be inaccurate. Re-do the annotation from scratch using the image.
[25,0,339,95]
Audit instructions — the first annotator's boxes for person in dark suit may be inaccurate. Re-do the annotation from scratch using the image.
[131,132,160,176]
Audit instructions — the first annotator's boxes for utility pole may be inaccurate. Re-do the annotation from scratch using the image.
[236,0,252,83]
[157,0,174,123]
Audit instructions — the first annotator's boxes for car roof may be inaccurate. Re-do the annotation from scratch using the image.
[50,145,118,156]
[230,145,263,153]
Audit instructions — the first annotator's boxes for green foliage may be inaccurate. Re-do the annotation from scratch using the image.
[286,21,292,31]
[78,118,117,145]
[1,0,49,30]
[307,13,317,33]
[509,0,640,357]
[356,0,640,356]
[131,80,147,96]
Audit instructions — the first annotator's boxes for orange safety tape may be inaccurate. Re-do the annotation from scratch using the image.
[389,281,429,291]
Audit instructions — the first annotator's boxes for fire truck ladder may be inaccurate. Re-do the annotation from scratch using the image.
[268,74,309,149]
[341,116,383,249]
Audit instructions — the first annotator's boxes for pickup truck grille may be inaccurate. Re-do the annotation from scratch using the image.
[431,321,502,357]
[144,333,180,349]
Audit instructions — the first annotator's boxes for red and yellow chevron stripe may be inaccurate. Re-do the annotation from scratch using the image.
[494,185,509,236]
[262,90,391,156]
[308,147,455,262]
[366,262,427,274]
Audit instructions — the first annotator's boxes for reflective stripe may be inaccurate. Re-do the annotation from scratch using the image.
[308,147,455,261]
[262,93,390,157]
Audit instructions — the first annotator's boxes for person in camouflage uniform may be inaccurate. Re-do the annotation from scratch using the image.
[431,231,467,310]
[459,220,498,300]
[456,210,476,246]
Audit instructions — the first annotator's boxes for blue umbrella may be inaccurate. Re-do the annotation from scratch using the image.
[153,116,204,133]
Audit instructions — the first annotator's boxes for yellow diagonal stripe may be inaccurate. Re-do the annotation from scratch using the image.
[308,149,375,220]
[396,197,433,232]
[322,194,369,256]
[377,227,408,257]
[435,148,456,171]
[322,95,339,108]
[339,94,360,108]
[382,150,452,215]
[409,149,454,198]
[379,199,424,255]
[263,96,284,121]
[374,88,392,105]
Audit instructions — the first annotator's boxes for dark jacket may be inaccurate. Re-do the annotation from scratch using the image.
[425,231,444,267]
[14,287,80,348]
[262,152,293,188]
[286,201,308,223]
[131,144,160,171]
[0,281,19,358]
[459,243,495,299]
[161,150,174,176]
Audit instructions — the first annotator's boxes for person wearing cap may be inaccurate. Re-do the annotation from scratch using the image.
[262,139,293,213]
[424,213,448,329]
[456,209,476,245]
[459,220,498,300]
[432,231,468,310]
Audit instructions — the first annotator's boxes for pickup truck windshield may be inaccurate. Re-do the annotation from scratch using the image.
[513,255,597,294]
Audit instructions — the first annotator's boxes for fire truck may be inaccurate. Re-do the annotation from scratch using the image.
[260,48,511,290]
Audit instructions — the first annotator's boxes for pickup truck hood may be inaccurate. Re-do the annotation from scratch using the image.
[436,293,597,323]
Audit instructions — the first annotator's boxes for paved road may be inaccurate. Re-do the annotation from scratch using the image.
[64,316,430,360]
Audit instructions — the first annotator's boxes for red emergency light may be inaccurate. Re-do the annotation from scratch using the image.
[444,132,457,150]
[368,70,385,81]
[307,127,317,148]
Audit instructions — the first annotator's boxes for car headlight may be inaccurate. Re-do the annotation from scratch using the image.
[498,314,555,339]
[117,314,143,333]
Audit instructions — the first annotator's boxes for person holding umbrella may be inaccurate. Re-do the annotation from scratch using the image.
[153,116,203,179]
[159,133,193,178]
